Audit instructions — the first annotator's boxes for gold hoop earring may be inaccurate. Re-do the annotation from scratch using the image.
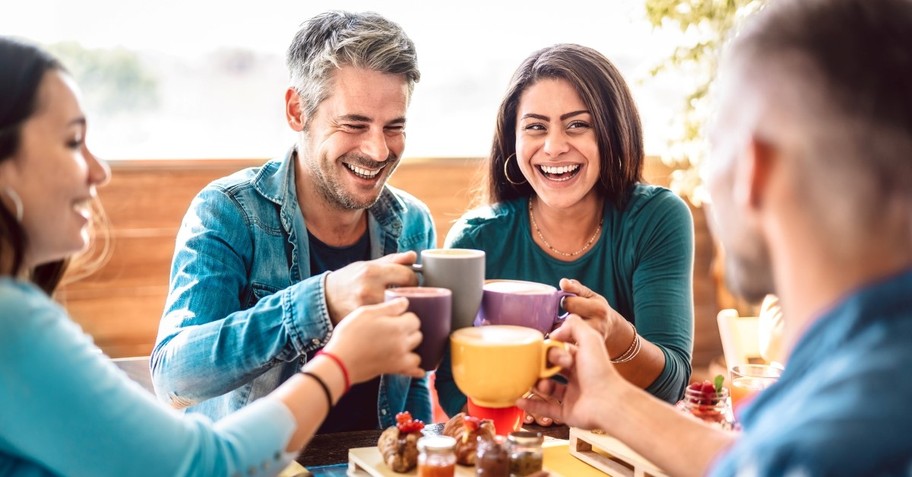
[503,153,527,186]
[1,186,23,222]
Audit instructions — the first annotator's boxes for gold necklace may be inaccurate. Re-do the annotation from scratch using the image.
[528,198,603,258]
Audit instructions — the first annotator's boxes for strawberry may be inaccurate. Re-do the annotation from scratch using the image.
[463,415,481,432]
[394,411,425,434]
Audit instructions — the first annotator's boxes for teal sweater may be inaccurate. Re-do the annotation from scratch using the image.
[435,184,694,415]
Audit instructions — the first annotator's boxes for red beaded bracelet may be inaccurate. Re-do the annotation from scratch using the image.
[316,350,351,393]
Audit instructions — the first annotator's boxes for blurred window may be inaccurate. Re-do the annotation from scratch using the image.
[2,0,685,160]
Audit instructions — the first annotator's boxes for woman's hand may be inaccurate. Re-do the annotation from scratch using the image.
[322,298,424,383]
[558,278,624,340]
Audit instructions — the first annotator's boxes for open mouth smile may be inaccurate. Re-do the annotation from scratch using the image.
[537,164,581,182]
[344,163,384,179]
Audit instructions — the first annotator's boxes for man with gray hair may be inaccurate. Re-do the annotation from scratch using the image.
[152,11,435,432]
[519,0,912,475]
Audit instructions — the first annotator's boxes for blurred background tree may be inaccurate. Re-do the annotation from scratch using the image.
[645,0,766,206]
[47,42,159,116]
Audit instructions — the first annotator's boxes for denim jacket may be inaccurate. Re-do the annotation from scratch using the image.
[151,147,436,428]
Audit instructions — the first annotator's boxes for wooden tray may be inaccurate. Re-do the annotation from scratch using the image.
[568,428,668,477]
[348,439,601,477]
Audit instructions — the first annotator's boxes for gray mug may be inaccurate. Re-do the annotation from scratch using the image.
[411,248,485,330]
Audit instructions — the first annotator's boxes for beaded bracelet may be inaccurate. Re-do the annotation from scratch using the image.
[299,371,334,411]
[316,350,351,393]
[610,322,641,364]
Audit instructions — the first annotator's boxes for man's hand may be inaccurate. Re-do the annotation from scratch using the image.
[517,315,621,431]
[324,251,419,324]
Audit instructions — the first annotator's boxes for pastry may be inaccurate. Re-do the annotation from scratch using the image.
[377,411,425,473]
[442,412,496,465]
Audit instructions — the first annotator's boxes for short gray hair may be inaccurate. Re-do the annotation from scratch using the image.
[726,0,912,228]
[286,10,420,121]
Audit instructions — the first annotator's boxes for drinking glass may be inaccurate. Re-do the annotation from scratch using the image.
[729,363,783,412]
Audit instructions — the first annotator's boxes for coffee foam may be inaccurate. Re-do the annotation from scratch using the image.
[484,280,554,295]
[453,325,542,345]
[387,287,451,297]
[423,248,485,258]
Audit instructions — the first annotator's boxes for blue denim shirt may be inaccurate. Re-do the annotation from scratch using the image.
[151,147,436,428]
[710,268,912,476]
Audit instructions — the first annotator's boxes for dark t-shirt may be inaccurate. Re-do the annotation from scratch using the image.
[306,229,381,432]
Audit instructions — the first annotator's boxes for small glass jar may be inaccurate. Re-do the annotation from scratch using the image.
[475,435,509,477]
[675,386,734,430]
[507,431,543,477]
[417,435,457,477]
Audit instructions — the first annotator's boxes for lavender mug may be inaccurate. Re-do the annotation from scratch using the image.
[474,279,575,334]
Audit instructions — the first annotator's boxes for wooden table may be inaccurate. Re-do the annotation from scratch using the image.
[296,423,570,468]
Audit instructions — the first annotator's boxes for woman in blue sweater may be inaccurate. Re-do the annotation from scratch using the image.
[0,37,424,476]
[435,44,694,423]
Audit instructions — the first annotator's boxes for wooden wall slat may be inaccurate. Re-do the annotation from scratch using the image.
[57,157,721,369]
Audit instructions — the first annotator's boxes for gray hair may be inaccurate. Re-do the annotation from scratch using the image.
[726,0,912,233]
[286,10,420,121]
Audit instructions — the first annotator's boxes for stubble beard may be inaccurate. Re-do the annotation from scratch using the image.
[309,152,400,211]
[724,239,776,305]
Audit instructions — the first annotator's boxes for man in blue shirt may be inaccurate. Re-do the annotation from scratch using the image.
[518,0,912,475]
[151,11,436,431]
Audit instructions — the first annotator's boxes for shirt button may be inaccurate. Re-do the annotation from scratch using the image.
[312,339,320,345]
[274,451,282,461]
[381,409,387,415]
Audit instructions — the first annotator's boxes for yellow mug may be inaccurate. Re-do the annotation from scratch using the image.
[450,325,565,408]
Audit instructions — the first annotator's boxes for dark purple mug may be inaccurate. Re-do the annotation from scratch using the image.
[384,287,452,370]
[474,279,574,334]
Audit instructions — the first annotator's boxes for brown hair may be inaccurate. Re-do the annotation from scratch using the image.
[1,37,68,293]
[483,44,644,209]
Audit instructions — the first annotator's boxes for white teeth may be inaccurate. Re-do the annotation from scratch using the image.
[73,201,92,220]
[345,164,381,178]
[539,164,580,175]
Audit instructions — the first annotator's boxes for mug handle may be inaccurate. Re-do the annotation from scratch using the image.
[539,339,566,378]
[552,291,577,330]
[410,263,424,286]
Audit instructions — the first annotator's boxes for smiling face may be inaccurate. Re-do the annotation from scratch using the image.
[514,78,601,210]
[292,66,409,211]
[0,70,110,268]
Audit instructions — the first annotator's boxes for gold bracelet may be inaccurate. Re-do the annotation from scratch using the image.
[610,322,641,364]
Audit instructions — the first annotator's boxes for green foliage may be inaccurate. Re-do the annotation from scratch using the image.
[46,42,159,116]
[644,0,765,204]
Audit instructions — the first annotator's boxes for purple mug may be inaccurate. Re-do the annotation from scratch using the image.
[474,279,574,334]
[384,287,452,370]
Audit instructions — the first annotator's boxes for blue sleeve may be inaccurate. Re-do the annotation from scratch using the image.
[0,284,297,477]
[151,187,332,407]
[630,192,695,403]
[403,374,433,424]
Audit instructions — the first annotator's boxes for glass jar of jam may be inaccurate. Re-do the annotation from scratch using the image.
[417,435,457,477]
[475,435,509,477]
[507,431,543,477]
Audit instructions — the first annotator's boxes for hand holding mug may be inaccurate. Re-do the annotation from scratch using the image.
[324,251,419,324]
[322,298,425,383]
[517,315,625,432]
[558,278,625,341]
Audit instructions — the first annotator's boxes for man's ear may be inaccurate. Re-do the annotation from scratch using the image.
[734,135,777,211]
[285,87,306,132]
